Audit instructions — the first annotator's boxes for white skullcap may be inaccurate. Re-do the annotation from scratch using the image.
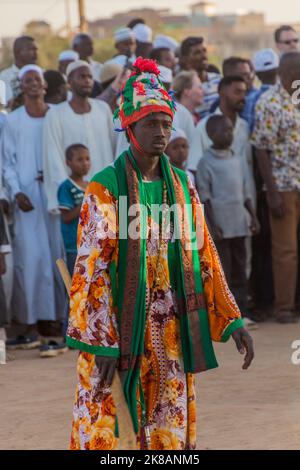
[0,80,6,106]
[59,50,79,62]
[153,35,178,52]
[169,128,187,145]
[132,23,152,43]
[66,60,92,78]
[115,27,135,43]
[18,64,43,81]
[253,48,279,72]
[100,59,123,84]
[159,65,173,84]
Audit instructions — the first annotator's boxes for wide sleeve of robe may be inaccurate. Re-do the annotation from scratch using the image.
[42,107,68,214]
[188,178,244,343]
[1,116,21,201]
[66,180,120,357]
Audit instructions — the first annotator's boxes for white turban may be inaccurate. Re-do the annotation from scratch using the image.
[59,50,79,62]
[169,128,187,145]
[159,65,173,84]
[18,64,43,81]
[66,60,92,78]
[153,35,178,52]
[132,24,152,43]
[115,27,135,43]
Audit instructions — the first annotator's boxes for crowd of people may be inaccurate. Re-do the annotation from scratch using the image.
[0,20,300,363]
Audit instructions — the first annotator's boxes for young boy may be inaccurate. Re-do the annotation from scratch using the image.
[196,114,260,320]
[39,143,90,357]
[0,206,12,364]
[59,143,90,319]
[166,129,189,171]
[58,143,90,272]
[166,128,196,184]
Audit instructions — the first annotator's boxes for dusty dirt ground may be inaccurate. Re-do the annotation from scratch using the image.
[0,322,299,450]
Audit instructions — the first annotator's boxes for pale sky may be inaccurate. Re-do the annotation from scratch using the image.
[0,0,300,38]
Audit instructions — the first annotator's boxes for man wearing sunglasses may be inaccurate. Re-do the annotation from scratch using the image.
[275,25,299,55]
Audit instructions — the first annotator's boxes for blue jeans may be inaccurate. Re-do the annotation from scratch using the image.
[62,252,77,340]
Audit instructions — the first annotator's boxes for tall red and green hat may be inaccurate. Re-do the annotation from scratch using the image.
[114,57,176,130]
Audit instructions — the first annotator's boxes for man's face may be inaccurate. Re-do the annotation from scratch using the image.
[186,42,208,72]
[166,138,189,169]
[68,66,93,97]
[21,70,45,98]
[18,40,38,65]
[221,81,247,112]
[116,37,136,57]
[232,62,253,91]
[277,30,299,54]
[74,37,93,59]
[159,50,177,73]
[132,112,173,157]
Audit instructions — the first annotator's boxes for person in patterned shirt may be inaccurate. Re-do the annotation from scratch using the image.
[251,51,300,324]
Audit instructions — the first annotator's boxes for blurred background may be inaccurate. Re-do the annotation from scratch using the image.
[0,0,299,70]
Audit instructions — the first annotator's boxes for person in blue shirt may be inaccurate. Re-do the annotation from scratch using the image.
[57,143,90,342]
[58,143,90,273]
[248,49,279,132]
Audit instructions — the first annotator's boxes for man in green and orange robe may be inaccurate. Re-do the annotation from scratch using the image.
[66,57,254,450]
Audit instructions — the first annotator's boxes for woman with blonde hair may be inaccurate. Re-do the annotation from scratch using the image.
[172,70,204,125]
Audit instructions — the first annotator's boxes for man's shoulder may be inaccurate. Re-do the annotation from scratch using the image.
[46,101,68,117]
[5,105,24,124]
[255,84,282,111]
[91,164,118,199]
[0,64,15,78]
[91,98,111,114]
[171,164,189,186]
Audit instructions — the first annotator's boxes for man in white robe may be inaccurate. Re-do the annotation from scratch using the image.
[72,34,102,82]
[43,60,115,213]
[0,36,38,105]
[2,65,64,346]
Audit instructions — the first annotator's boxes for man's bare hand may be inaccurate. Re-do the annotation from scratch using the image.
[15,192,34,212]
[0,253,6,276]
[95,356,118,386]
[232,327,254,370]
[0,199,10,216]
[267,190,285,218]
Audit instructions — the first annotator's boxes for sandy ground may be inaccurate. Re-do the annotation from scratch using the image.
[0,322,300,450]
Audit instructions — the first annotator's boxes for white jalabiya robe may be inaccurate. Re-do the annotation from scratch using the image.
[1,106,65,325]
[0,64,20,103]
[43,99,115,212]
[0,111,13,314]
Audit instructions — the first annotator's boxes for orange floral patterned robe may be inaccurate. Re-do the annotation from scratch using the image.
[67,177,242,450]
